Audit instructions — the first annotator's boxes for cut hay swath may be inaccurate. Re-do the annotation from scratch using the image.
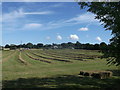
[30,52,72,63]
[26,53,52,64]
[41,50,98,60]
[44,50,95,60]
[33,50,85,61]
[18,51,29,65]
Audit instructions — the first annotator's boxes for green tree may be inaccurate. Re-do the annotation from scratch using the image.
[37,43,43,48]
[94,44,100,50]
[78,2,120,66]
[75,41,81,49]
[100,42,107,50]
[10,44,17,50]
[26,43,33,49]
[5,44,10,48]
[67,42,74,48]
[61,43,68,48]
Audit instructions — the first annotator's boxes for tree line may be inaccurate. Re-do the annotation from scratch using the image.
[3,41,108,50]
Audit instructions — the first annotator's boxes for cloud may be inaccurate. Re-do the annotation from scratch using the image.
[23,23,43,29]
[3,9,100,31]
[2,8,54,23]
[78,27,88,31]
[66,12,98,24]
[2,8,24,22]
[57,35,62,40]
[96,37,102,42]
[69,34,79,40]
[24,11,54,15]
[41,12,99,30]
[40,13,98,30]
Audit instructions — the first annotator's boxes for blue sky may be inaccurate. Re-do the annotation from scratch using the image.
[2,2,112,46]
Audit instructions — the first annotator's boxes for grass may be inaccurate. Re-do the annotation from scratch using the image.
[3,75,120,89]
[2,49,120,89]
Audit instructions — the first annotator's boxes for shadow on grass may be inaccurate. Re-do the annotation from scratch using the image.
[107,69,120,76]
[2,74,120,89]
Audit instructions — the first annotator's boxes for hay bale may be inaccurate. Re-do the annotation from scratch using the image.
[79,70,112,79]
[84,72,91,76]
[91,71,112,79]
[79,71,84,75]
[91,73,101,79]
[99,71,113,79]
[79,71,94,76]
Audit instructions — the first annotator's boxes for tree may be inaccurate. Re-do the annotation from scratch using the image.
[75,41,81,49]
[94,44,100,50]
[78,2,120,66]
[61,43,68,48]
[10,44,17,50]
[22,44,26,48]
[100,42,107,51]
[36,43,43,48]
[67,42,74,48]
[26,43,33,49]
[5,44,10,48]
[44,44,52,49]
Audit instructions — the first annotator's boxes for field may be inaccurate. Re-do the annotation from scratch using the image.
[2,49,120,89]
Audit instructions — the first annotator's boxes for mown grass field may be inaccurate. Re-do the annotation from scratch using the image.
[2,49,120,89]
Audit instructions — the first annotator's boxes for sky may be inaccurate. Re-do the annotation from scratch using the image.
[2,2,112,46]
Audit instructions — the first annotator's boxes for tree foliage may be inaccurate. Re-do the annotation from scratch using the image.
[5,44,10,48]
[78,2,120,66]
[26,43,33,49]
[37,43,44,48]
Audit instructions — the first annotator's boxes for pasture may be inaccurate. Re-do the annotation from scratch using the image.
[2,49,120,89]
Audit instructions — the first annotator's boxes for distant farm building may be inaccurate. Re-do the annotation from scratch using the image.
[3,48,10,51]
[53,46,58,49]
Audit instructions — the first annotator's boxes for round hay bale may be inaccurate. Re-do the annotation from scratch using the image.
[84,72,91,76]
[100,71,113,79]
[79,71,84,75]
[91,73,101,79]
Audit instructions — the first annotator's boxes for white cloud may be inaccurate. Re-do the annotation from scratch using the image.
[41,12,99,30]
[2,8,54,23]
[46,36,50,40]
[69,34,79,40]
[3,9,100,31]
[66,12,98,24]
[96,37,102,42]
[24,11,54,15]
[78,27,88,31]
[2,8,24,22]
[57,35,62,40]
[23,23,43,29]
